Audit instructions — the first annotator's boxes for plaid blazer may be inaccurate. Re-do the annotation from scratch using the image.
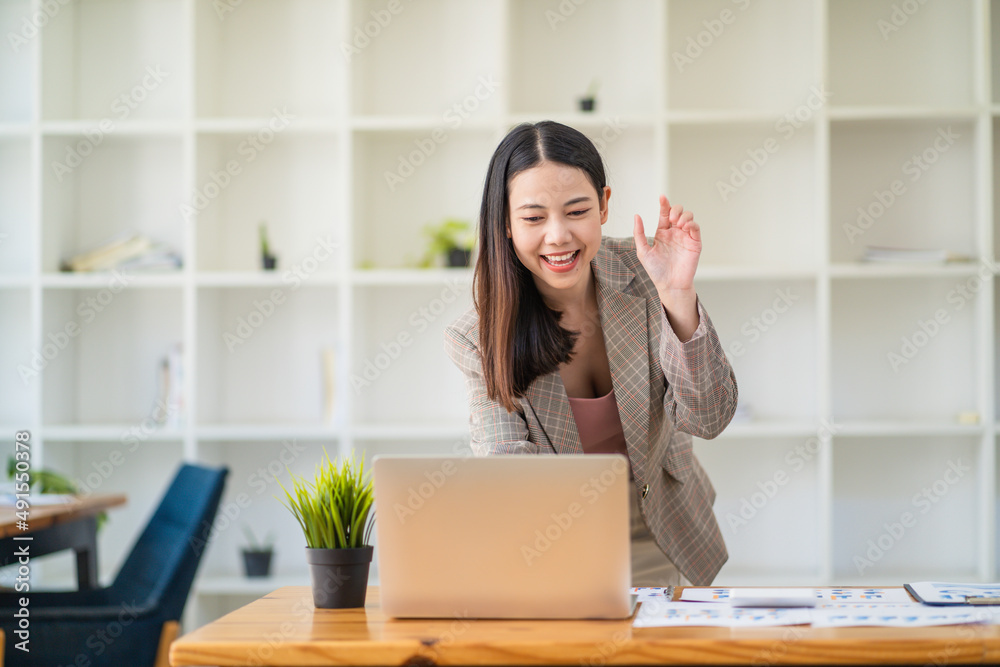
[443,236,738,585]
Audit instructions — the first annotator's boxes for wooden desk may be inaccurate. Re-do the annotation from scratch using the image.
[0,494,126,589]
[170,586,1000,666]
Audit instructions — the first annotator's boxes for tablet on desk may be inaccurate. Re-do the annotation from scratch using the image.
[373,454,633,620]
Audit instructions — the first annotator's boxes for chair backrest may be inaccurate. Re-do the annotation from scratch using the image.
[110,464,228,619]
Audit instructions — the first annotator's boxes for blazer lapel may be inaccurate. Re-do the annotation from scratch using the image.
[592,245,652,478]
[525,371,583,455]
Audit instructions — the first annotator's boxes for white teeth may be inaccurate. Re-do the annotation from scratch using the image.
[543,250,578,265]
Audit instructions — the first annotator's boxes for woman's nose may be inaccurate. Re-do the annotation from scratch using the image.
[543,216,573,245]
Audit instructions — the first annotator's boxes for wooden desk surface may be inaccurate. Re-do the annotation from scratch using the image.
[170,586,1000,666]
[0,494,126,538]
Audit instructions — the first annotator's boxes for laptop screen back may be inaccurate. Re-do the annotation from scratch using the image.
[373,454,631,619]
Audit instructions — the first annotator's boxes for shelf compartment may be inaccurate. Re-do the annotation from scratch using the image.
[350,0,503,117]
[41,135,184,274]
[352,130,494,269]
[584,123,658,240]
[831,278,978,422]
[832,436,979,583]
[830,118,977,264]
[41,0,184,121]
[197,287,340,426]
[695,280,818,423]
[195,0,342,119]
[194,133,340,272]
[669,122,818,269]
[196,424,340,442]
[509,0,658,116]
[0,137,34,275]
[0,289,35,424]
[694,438,822,580]
[0,1,36,123]
[351,268,473,286]
[828,0,975,107]
[350,284,473,427]
[40,287,183,426]
[667,0,819,112]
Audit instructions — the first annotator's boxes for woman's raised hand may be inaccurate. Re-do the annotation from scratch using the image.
[633,194,701,293]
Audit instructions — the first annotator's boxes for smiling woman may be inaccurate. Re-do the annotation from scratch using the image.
[443,121,739,586]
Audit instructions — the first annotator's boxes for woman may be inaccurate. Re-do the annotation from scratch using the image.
[444,121,738,586]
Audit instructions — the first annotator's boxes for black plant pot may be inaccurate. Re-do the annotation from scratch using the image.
[578,97,596,112]
[242,549,273,578]
[305,546,373,609]
[447,248,472,268]
[262,253,277,270]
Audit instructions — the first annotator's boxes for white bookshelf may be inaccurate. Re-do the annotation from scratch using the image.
[0,0,997,628]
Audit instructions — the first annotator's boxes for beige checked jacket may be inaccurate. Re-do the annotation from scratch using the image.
[444,236,738,585]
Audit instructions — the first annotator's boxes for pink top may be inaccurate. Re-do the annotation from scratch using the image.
[567,389,630,463]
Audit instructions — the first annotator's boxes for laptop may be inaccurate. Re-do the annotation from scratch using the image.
[372,454,633,619]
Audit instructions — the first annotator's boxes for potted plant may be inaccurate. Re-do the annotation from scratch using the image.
[240,525,274,578]
[259,221,277,270]
[278,450,375,609]
[578,78,600,112]
[420,218,475,268]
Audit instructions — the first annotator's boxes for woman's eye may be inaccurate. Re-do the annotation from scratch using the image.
[522,216,543,223]
[569,209,590,216]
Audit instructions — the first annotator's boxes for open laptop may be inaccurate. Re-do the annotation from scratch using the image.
[372,454,633,619]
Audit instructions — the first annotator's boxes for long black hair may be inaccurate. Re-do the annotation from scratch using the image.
[474,121,607,412]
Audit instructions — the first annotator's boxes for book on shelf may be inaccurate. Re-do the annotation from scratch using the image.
[154,343,184,428]
[61,232,182,273]
[862,246,973,264]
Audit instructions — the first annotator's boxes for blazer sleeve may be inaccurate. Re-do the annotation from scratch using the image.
[443,323,547,456]
[658,298,738,440]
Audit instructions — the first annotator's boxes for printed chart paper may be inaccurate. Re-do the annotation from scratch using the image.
[679,587,913,604]
[905,582,1000,605]
[633,601,812,628]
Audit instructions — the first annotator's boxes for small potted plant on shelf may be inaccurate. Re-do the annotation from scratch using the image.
[420,218,475,268]
[240,525,275,578]
[259,221,277,270]
[278,450,375,609]
[578,78,600,112]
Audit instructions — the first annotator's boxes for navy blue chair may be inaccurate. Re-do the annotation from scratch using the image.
[0,463,228,667]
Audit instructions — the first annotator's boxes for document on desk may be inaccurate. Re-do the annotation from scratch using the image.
[633,601,812,628]
[811,604,997,628]
[905,581,1000,605]
[679,587,913,604]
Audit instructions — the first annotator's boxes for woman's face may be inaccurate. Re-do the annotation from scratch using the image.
[507,161,609,301]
